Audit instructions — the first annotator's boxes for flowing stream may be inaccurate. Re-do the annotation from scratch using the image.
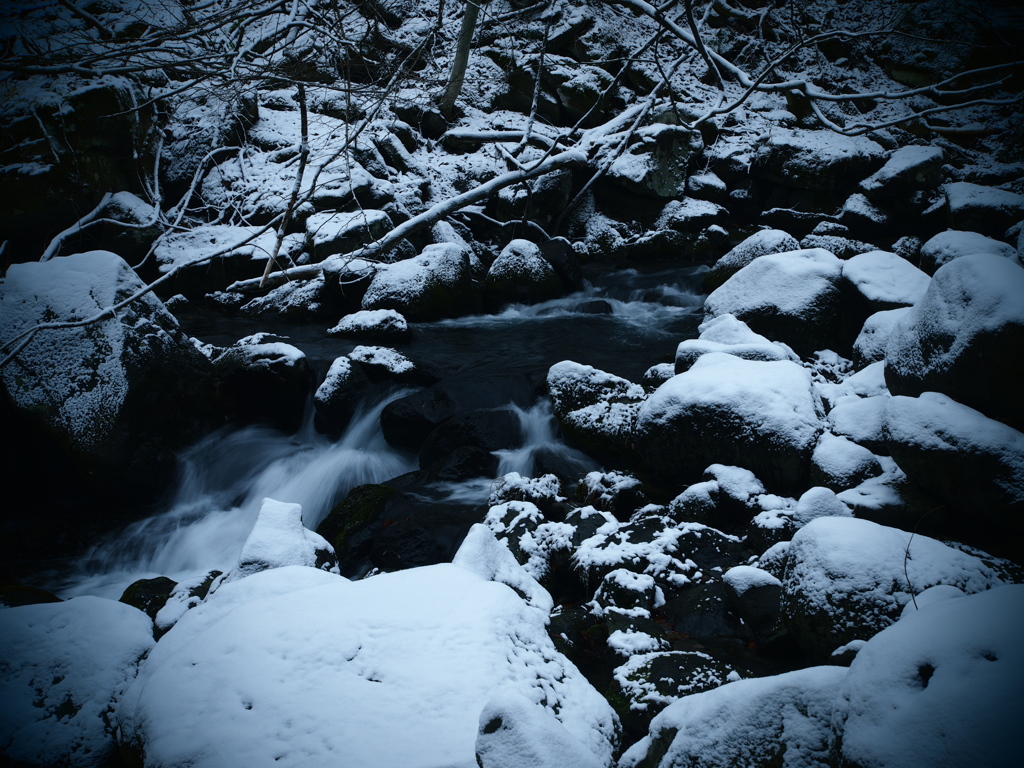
[53,264,707,599]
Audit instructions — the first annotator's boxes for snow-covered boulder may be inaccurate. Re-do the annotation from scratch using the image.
[153,224,282,297]
[347,344,432,385]
[828,395,889,454]
[943,181,1024,237]
[703,228,800,292]
[547,361,646,468]
[610,650,739,743]
[117,564,619,768]
[675,313,797,372]
[723,565,783,636]
[832,585,1024,768]
[884,253,1024,431]
[0,251,216,504]
[750,128,886,193]
[858,144,944,201]
[636,354,823,493]
[779,516,1004,660]
[213,333,311,433]
[234,498,339,579]
[852,307,911,367]
[327,308,410,342]
[703,248,844,356]
[618,665,846,768]
[313,355,369,436]
[475,691,607,768]
[840,250,930,313]
[361,241,477,321]
[919,229,1018,275]
[605,123,702,198]
[484,239,563,311]
[306,208,393,261]
[0,596,154,768]
[239,266,340,321]
[810,431,884,491]
[883,393,1024,518]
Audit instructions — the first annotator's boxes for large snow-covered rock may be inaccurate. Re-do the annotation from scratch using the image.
[852,307,911,367]
[779,516,1004,660]
[840,250,930,312]
[883,393,1024,518]
[858,144,944,201]
[605,124,702,198]
[484,239,563,311]
[750,128,886,193]
[636,354,823,493]
[884,253,1024,431]
[117,564,618,768]
[0,251,216,502]
[361,241,477,321]
[618,665,845,768]
[153,224,283,297]
[675,314,797,372]
[943,181,1024,237]
[703,228,800,292]
[547,361,646,468]
[0,596,154,768]
[704,248,844,356]
[307,209,393,261]
[919,229,1018,275]
[832,585,1024,768]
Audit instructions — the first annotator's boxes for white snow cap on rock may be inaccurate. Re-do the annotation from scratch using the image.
[705,247,842,319]
[235,498,338,578]
[920,229,1018,273]
[841,250,930,308]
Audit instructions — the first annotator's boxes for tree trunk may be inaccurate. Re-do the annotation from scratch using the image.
[438,0,489,119]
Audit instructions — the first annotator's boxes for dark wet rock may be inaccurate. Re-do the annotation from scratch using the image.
[418,408,521,469]
[661,582,744,640]
[313,356,371,437]
[119,576,177,623]
[381,373,534,451]
[424,445,499,482]
[0,584,63,608]
[213,333,312,434]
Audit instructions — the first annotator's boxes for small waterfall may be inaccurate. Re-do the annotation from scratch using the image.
[57,390,416,599]
[496,400,597,479]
